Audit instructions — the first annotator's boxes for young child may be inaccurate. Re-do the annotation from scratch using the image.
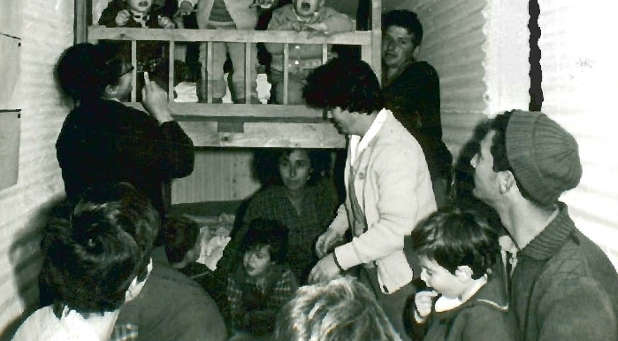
[265,0,354,104]
[226,218,298,338]
[406,208,518,341]
[163,216,209,278]
[99,0,179,98]
[178,0,260,103]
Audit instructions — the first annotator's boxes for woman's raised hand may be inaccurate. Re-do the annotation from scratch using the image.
[141,72,173,124]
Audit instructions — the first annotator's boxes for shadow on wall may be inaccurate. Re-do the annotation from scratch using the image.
[0,194,66,341]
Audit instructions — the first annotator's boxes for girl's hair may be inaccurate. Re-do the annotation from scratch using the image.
[240,219,289,264]
[40,182,159,315]
[163,215,200,264]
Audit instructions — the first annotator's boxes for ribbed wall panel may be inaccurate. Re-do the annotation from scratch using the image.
[0,0,73,337]
[539,0,618,267]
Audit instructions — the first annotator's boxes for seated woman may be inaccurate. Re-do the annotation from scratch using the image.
[14,182,159,341]
[381,9,453,208]
[220,148,340,285]
[54,42,194,217]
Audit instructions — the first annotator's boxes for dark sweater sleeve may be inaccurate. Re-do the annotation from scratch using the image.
[98,0,123,27]
[384,62,442,140]
[158,121,195,179]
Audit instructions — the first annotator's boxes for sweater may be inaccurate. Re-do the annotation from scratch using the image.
[510,203,618,341]
[411,266,518,341]
[56,99,194,215]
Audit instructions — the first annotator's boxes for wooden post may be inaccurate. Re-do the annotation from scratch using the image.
[74,0,91,44]
[371,0,382,83]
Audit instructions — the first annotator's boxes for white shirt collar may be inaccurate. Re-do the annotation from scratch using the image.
[349,108,389,164]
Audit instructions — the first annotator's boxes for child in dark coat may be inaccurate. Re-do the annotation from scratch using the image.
[405,208,518,341]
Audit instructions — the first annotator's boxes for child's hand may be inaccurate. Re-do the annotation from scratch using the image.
[414,290,438,322]
[115,9,131,26]
[158,16,175,29]
[177,1,194,16]
[306,23,330,38]
[291,22,304,32]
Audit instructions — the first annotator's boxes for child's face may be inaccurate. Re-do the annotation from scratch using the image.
[184,237,202,264]
[419,256,466,299]
[126,0,152,14]
[243,245,275,278]
[293,0,323,19]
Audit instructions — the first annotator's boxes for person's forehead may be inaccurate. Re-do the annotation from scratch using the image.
[384,25,415,41]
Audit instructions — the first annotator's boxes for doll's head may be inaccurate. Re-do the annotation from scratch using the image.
[126,0,153,15]
[293,0,325,20]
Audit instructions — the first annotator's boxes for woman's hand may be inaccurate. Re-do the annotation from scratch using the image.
[141,73,173,124]
[308,253,341,283]
[115,9,130,26]
[315,229,342,258]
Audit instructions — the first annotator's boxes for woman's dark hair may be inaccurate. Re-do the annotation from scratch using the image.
[410,208,500,279]
[240,219,289,264]
[55,42,129,101]
[40,182,159,315]
[303,58,383,114]
[253,148,332,186]
[383,10,423,46]
[163,215,200,264]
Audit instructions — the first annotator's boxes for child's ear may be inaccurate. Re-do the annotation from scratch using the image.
[454,265,473,280]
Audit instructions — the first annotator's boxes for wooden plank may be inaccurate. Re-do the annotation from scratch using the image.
[131,41,137,101]
[245,42,250,103]
[88,27,371,45]
[371,0,382,82]
[283,44,289,104]
[125,103,326,119]
[177,121,345,148]
[168,40,174,98]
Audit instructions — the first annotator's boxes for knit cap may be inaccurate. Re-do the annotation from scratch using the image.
[505,110,582,206]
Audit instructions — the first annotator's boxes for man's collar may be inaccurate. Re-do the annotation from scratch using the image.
[519,203,576,260]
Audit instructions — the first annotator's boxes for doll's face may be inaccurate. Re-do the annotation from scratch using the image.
[294,0,323,19]
[126,0,152,14]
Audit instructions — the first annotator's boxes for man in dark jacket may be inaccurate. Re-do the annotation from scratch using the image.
[470,110,618,341]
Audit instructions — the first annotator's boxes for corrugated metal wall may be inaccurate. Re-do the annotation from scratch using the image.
[538,0,618,267]
[384,0,529,158]
[0,0,73,338]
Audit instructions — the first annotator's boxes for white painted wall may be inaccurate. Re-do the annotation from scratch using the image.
[0,0,73,339]
[538,0,618,267]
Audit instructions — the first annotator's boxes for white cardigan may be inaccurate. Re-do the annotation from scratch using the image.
[332,109,437,294]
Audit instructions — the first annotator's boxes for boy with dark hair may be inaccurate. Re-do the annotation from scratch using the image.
[16,182,158,341]
[226,218,298,339]
[407,208,517,341]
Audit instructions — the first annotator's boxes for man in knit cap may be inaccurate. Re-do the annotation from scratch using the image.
[470,110,618,341]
